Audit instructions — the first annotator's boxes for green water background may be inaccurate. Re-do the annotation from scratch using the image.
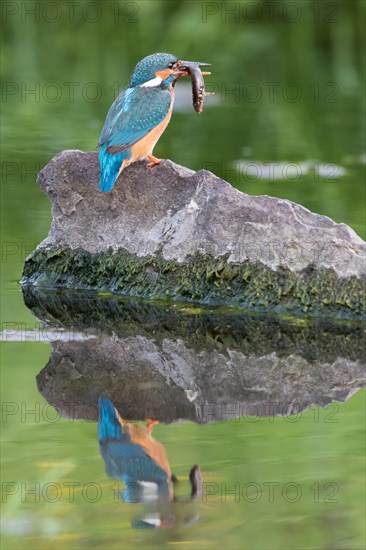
[1,1,365,548]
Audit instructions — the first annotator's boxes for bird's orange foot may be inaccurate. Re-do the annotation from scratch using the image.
[146,155,161,168]
[146,418,159,433]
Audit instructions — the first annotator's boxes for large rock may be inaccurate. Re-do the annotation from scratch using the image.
[22,150,366,319]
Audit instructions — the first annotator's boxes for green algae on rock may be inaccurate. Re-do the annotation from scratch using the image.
[22,285,365,363]
[23,245,365,319]
[22,150,366,320]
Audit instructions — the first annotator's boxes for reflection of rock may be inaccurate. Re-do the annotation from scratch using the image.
[37,337,197,422]
[22,150,366,319]
[30,287,365,423]
[36,335,364,423]
[23,286,365,363]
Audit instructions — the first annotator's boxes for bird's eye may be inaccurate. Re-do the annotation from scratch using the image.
[168,62,176,69]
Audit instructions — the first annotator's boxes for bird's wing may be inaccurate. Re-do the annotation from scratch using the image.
[98,86,172,154]
[100,441,169,482]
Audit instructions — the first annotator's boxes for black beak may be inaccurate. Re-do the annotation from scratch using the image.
[179,60,211,70]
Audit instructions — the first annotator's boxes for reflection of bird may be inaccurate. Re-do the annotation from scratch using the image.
[98,53,210,192]
[98,397,202,507]
[98,397,172,502]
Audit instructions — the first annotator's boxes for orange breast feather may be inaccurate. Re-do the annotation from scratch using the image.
[115,410,172,477]
[130,100,173,162]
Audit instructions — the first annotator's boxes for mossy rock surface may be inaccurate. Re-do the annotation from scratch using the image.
[23,245,365,319]
[22,284,365,363]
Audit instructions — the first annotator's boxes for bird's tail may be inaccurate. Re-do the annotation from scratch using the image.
[99,145,130,192]
[98,397,123,441]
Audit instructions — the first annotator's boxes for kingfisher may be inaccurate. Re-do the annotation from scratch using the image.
[98,397,202,513]
[98,53,210,192]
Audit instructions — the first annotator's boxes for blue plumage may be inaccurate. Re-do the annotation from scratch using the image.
[97,54,177,193]
[128,53,178,87]
[101,87,171,152]
[98,397,123,441]
[98,145,131,193]
[97,52,210,193]
[98,397,171,503]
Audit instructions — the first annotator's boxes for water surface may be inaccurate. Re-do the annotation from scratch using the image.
[1,2,365,548]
